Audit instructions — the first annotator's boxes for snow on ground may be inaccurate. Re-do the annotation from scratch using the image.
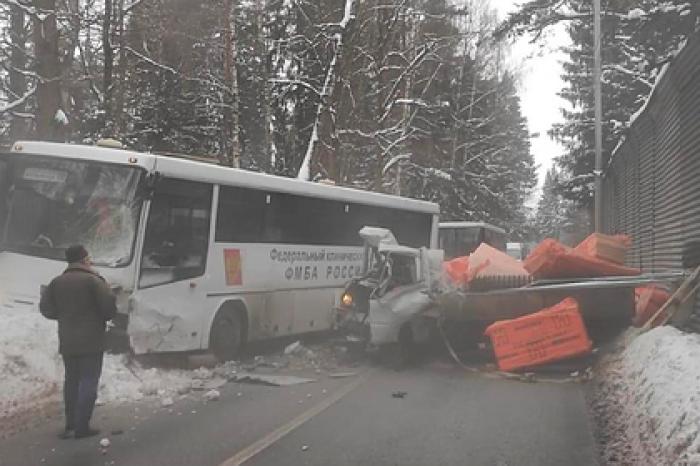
[1,307,205,428]
[1,306,351,435]
[593,327,700,465]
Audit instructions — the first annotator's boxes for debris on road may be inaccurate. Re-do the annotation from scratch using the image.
[191,377,227,392]
[230,373,316,386]
[284,341,303,355]
[392,391,407,399]
[301,445,310,452]
[328,372,357,379]
[204,389,221,402]
[99,438,111,448]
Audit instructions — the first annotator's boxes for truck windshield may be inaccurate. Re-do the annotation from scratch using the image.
[0,154,144,267]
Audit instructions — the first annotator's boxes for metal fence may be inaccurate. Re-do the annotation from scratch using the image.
[602,31,700,331]
[603,31,700,273]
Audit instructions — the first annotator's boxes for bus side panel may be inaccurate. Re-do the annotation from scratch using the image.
[290,288,337,334]
[207,242,362,342]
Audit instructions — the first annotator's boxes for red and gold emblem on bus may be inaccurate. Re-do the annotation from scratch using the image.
[224,249,243,286]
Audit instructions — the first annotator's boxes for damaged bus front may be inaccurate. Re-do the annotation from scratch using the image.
[338,227,443,348]
[0,141,152,348]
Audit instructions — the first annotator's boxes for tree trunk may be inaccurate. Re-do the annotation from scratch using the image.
[114,0,128,136]
[297,0,355,181]
[8,5,28,140]
[255,0,275,172]
[103,0,114,133]
[33,0,63,141]
[222,0,241,168]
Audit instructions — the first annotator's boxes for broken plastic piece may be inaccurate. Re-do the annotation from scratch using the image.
[328,372,357,379]
[284,341,304,355]
[230,373,316,386]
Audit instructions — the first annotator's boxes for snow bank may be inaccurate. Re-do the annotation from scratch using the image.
[595,327,700,465]
[98,355,194,404]
[0,306,62,419]
[1,307,200,425]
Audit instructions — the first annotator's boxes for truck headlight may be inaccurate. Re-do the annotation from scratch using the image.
[341,292,353,307]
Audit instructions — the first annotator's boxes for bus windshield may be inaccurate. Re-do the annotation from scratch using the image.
[0,154,144,267]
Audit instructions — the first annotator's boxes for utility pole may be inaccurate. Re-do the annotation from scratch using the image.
[593,0,603,232]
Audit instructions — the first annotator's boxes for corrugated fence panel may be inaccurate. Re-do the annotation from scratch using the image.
[604,30,700,274]
[633,115,657,271]
[677,39,700,250]
[649,65,683,271]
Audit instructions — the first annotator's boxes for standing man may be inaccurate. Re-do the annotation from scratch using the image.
[40,245,117,439]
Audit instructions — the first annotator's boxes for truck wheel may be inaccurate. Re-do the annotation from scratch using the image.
[210,310,243,362]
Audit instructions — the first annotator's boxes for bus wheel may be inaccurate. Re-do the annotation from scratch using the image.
[210,310,244,362]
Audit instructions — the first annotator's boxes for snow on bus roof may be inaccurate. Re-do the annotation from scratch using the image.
[10,141,439,214]
[438,221,505,234]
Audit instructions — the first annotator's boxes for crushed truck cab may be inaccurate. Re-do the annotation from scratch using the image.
[338,227,443,346]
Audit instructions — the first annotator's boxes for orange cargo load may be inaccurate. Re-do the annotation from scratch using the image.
[444,256,470,285]
[466,243,530,282]
[524,238,640,279]
[484,298,592,372]
[633,285,671,328]
[443,243,531,287]
[574,233,631,265]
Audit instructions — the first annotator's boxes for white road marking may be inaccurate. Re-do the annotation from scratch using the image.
[219,371,369,466]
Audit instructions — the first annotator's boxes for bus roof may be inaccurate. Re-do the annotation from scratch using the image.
[10,141,439,214]
[438,221,506,234]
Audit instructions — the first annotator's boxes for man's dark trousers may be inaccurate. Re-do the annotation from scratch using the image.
[62,353,103,433]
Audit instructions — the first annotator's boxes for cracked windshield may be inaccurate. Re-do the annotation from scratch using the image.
[0,1,698,465]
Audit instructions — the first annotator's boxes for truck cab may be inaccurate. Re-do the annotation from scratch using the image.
[338,227,443,347]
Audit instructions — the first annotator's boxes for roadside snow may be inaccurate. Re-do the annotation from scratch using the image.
[593,327,700,465]
[1,305,352,433]
[1,307,199,426]
[0,307,62,419]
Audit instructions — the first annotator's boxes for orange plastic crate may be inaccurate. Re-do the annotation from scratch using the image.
[484,298,593,372]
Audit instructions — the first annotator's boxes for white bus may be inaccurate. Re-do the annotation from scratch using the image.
[438,221,506,260]
[0,141,439,360]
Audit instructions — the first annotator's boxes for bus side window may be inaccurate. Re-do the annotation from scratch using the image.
[215,186,266,243]
[139,178,212,288]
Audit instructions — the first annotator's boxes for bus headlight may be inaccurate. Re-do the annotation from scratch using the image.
[341,292,353,307]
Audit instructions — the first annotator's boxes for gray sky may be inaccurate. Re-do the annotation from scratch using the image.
[493,1,571,199]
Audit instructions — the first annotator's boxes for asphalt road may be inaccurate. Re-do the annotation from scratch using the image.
[0,361,599,466]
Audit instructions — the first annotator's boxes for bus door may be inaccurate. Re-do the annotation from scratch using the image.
[128,178,213,354]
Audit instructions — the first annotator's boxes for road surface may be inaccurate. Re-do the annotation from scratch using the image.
[0,360,599,466]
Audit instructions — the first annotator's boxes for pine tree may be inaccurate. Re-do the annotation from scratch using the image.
[499,0,698,209]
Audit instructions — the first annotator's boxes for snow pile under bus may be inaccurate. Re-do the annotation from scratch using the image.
[0,306,194,429]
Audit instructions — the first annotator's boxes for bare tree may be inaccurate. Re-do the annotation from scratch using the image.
[33,0,63,140]
[222,0,241,167]
[6,2,30,139]
[297,0,356,181]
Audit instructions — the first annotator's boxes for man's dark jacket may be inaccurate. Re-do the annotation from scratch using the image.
[39,263,117,355]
